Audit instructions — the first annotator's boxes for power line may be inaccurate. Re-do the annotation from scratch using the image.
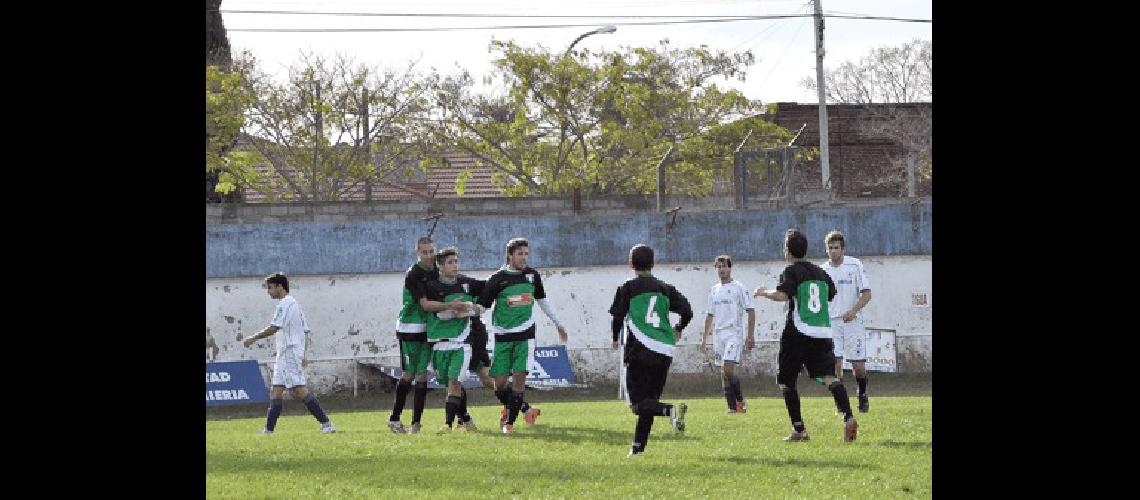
[224,14,930,33]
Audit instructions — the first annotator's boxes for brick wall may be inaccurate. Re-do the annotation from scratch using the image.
[768,102,932,198]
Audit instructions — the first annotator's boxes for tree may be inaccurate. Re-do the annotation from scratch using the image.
[802,39,932,196]
[427,39,781,196]
[221,53,435,202]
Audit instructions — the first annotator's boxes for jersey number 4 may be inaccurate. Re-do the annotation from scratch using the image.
[646,295,661,328]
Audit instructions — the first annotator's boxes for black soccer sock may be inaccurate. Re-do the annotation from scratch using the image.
[632,414,654,453]
[828,380,854,421]
[266,399,284,431]
[724,384,736,410]
[495,388,512,407]
[731,377,744,404]
[856,376,868,397]
[390,379,411,421]
[458,388,470,422]
[445,395,461,426]
[302,394,330,424]
[782,387,805,433]
[521,400,532,414]
[507,391,525,424]
[412,381,428,424]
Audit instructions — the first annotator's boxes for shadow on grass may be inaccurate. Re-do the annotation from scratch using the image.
[875,440,932,450]
[712,456,875,469]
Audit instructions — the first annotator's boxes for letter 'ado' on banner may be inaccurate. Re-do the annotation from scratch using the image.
[206,360,270,406]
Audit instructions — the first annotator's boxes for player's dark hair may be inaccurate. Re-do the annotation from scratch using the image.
[824,230,845,249]
[630,244,654,271]
[714,255,732,267]
[435,246,459,266]
[265,272,289,292]
[505,237,529,263]
[415,236,433,249]
[785,229,808,259]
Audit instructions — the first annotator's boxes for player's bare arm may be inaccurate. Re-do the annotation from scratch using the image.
[745,308,756,350]
[699,314,713,352]
[753,288,789,301]
[843,289,873,322]
[418,296,470,312]
[242,325,279,347]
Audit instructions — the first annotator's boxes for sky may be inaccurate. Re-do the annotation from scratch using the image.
[219,0,932,105]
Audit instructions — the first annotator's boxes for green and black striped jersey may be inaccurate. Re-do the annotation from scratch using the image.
[477,266,546,342]
[423,275,486,343]
[396,262,438,341]
[775,261,837,339]
[609,274,693,364]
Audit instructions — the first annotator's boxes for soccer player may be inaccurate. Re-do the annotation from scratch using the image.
[419,247,487,433]
[476,237,569,434]
[754,229,857,442]
[822,230,874,413]
[241,272,336,435]
[388,236,468,434]
[610,244,693,457]
[699,255,756,414]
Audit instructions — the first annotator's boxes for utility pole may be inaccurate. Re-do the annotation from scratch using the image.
[361,88,371,202]
[813,0,832,195]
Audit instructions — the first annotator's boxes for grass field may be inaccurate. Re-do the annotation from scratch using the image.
[207,394,932,498]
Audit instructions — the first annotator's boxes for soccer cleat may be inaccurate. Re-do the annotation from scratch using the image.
[388,420,406,434]
[523,407,542,426]
[736,401,747,414]
[726,409,737,414]
[259,428,274,436]
[844,417,858,442]
[627,449,643,458]
[858,394,870,413]
[459,417,477,432]
[501,423,515,434]
[784,430,811,442]
[671,403,688,432]
[320,422,337,434]
[437,424,452,434]
[500,407,508,426]
[407,422,422,434]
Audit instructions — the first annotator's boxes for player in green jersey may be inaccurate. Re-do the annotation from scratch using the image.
[754,229,858,443]
[609,244,693,457]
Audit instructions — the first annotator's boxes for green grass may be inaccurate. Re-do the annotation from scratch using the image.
[207,396,932,498]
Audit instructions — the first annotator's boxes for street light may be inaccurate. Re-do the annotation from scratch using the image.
[561,26,616,209]
[565,25,617,56]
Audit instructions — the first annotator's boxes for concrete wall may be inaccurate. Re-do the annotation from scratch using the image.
[207,201,931,277]
[206,256,931,393]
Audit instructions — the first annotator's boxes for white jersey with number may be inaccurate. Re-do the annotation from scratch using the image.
[706,280,754,337]
[821,256,871,320]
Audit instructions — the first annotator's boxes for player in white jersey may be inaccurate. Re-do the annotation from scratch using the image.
[699,255,756,414]
[822,230,873,413]
[242,273,336,435]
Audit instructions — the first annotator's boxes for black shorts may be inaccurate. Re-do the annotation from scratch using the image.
[468,320,491,371]
[625,356,672,406]
[776,334,837,386]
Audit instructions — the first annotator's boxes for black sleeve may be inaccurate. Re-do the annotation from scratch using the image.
[824,271,837,302]
[422,280,442,302]
[668,285,694,332]
[463,275,487,298]
[476,273,498,308]
[406,270,427,302]
[776,266,797,298]
[609,285,627,342]
[531,270,546,300]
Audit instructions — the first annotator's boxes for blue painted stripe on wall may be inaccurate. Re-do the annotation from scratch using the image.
[206,203,931,277]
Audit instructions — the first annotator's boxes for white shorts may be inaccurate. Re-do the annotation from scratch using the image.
[714,333,743,365]
[831,319,867,361]
[271,349,307,388]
